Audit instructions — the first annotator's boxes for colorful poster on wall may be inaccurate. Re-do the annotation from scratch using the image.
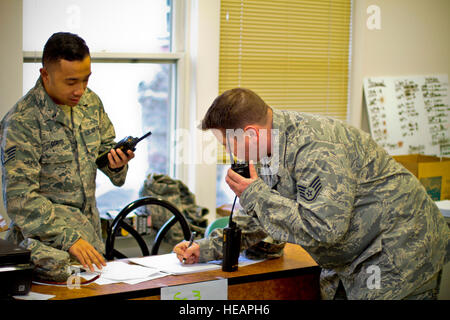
[363,75,450,156]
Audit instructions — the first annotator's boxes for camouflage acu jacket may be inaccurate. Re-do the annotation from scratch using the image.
[0,77,128,281]
[197,108,449,299]
[140,173,209,244]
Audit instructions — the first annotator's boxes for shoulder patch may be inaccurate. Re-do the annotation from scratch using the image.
[297,176,322,202]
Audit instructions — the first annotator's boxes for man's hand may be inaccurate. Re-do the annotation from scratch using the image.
[68,238,106,272]
[225,162,258,197]
[173,241,200,264]
[107,148,135,170]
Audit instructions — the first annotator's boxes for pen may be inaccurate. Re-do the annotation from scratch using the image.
[182,231,197,264]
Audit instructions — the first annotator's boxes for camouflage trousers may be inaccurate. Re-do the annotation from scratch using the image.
[329,270,442,300]
[402,270,441,300]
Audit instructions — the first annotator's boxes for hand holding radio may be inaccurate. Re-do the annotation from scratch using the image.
[225,133,257,197]
[225,163,258,197]
[107,148,135,169]
[96,131,152,169]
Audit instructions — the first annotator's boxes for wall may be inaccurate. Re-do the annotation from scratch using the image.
[0,0,22,115]
[0,0,22,231]
[350,0,450,300]
[349,0,450,130]
[184,0,220,222]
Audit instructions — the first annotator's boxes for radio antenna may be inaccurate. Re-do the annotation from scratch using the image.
[226,131,236,165]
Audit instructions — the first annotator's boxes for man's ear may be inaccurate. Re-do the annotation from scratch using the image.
[40,67,49,82]
[243,126,259,140]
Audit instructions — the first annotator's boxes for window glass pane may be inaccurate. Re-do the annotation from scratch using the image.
[23,0,171,53]
[23,62,173,213]
[216,164,236,207]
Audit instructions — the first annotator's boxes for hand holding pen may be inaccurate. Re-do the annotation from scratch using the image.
[173,231,200,264]
[183,231,196,264]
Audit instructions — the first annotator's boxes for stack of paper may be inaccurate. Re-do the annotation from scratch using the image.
[129,253,265,275]
[78,253,266,286]
[79,261,168,285]
[14,292,55,300]
[129,253,221,275]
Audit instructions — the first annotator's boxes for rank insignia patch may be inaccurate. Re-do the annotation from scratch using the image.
[2,146,16,165]
[297,176,322,202]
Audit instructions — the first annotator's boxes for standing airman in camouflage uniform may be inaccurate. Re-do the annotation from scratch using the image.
[0,33,134,281]
[174,88,449,299]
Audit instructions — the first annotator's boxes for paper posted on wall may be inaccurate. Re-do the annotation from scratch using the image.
[363,75,450,157]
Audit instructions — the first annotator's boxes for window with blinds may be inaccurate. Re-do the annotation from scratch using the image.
[216,1,352,205]
[219,0,352,121]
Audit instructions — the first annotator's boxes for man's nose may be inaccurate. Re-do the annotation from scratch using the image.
[73,84,85,97]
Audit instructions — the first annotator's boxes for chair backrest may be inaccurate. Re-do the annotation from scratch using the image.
[105,196,191,260]
[205,216,229,237]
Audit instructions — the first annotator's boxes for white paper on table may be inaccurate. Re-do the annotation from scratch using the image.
[79,261,169,285]
[208,254,265,267]
[122,271,168,285]
[93,277,120,285]
[129,253,221,275]
[14,291,55,300]
[436,200,450,217]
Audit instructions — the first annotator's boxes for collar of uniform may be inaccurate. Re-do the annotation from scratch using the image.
[259,155,279,189]
[34,76,87,127]
[260,156,272,167]
[34,77,67,125]
[258,107,286,189]
[270,108,288,168]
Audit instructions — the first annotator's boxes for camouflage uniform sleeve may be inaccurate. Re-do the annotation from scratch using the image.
[197,208,269,262]
[97,99,128,186]
[1,114,81,251]
[240,141,356,247]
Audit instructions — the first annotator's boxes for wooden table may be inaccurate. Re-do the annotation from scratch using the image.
[31,243,320,300]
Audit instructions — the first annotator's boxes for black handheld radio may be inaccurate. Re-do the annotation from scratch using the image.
[95,131,152,168]
[222,134,250,272]
[222,198,242,272]
[230,162,250,180]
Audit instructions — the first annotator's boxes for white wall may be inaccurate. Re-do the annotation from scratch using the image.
[0,0,22,115]
[350,0,450,300]
[0,0,22,229]
[349,0,450,130]
[184,0,220,221]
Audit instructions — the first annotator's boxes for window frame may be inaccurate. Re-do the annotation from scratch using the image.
[19,0,222,218]
[22,0,188,180]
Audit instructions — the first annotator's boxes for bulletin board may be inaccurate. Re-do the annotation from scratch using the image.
[363,75,450,156]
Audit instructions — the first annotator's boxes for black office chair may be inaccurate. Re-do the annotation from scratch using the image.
[105,196,191,260]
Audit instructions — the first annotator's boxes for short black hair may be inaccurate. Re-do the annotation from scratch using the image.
[201,88,269,130]
[42,32,90,67]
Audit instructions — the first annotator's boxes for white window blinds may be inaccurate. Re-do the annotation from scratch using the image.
[219,0,352,121]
